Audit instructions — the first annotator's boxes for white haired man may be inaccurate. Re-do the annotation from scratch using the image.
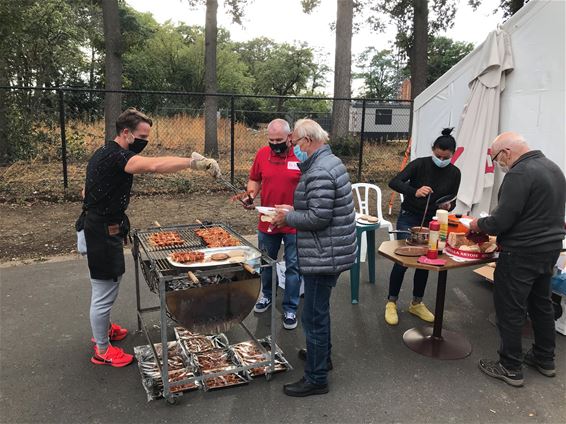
[272,119,357,396]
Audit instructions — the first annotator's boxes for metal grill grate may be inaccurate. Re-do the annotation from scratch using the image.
[135,223,267,294]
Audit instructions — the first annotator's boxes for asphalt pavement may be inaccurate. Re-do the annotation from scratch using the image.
[1,232,565,424]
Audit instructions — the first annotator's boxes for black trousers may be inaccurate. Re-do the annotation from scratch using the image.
[494,250,560,370]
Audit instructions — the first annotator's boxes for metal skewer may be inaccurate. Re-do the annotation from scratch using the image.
[419,193,432,231]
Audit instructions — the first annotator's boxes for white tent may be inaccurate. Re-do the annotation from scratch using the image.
[411,0,565,214]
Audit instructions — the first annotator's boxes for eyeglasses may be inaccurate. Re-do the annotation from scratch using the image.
[291,136,307,146]
[491,149,504,162]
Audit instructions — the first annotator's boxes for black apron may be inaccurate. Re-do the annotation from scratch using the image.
[83,211,130,281]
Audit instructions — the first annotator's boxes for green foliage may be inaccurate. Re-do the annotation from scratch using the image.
[427,36,474,85]
[355,48,404,99]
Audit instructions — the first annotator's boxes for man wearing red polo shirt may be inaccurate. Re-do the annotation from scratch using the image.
[247,119,303,329]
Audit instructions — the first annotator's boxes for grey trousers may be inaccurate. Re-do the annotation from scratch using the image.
[90,275,122,350]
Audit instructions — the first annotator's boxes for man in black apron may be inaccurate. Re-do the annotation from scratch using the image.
[79,108,220,367]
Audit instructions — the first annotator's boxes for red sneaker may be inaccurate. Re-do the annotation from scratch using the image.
[91,323,129,343]
[91,345,134,368]
[109,323,128,341]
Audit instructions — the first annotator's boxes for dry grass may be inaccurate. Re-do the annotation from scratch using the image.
[0,114,407,202]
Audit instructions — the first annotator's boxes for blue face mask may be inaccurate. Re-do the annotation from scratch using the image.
[432,155,451,168]
[293,145,308,162]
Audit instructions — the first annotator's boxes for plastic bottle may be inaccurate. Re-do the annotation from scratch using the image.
[427,220,440,259]
[437,210,449,242]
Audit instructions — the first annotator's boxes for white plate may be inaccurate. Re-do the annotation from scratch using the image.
[459,218,473,229]
[355,213,380,226]
[255,206,277,215]
[167,246,261,268]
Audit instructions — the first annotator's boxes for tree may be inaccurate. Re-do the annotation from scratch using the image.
[379,0,458,99]
[427,36,473,85]
[204,0,218,155]
[469,0,527,18]
[331,0,354,138]
[102,0,123,140]
[355,48,403,99]
[186,0,252,156]
[411,0,428,98]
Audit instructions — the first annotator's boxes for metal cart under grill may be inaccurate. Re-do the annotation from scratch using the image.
[132,223,279,404]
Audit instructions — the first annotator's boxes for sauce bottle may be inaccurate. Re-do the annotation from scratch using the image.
[427,220,440,259]
[437,209,449,242]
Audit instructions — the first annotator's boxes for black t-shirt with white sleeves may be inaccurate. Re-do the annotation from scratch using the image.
[83,141,136,219]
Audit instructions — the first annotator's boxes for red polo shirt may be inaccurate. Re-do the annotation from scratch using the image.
[249,146,301,234]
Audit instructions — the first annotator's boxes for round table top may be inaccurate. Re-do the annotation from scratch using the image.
[378,240,496,272]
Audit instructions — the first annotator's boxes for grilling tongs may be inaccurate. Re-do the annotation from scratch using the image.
[216,174,254,208]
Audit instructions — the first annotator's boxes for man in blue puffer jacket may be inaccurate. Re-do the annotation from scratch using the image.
[271,118,357,397]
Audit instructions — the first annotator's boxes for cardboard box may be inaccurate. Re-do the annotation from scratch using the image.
[473,263,496,282]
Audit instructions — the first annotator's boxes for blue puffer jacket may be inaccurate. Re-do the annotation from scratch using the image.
[286,144,357,275]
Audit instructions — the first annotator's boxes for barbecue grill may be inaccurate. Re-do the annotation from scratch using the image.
[133,222,279,404]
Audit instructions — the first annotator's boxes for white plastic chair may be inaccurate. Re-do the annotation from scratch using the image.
[352,183,394,262]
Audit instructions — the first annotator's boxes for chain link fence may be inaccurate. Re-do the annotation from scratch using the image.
[0,86,411,206]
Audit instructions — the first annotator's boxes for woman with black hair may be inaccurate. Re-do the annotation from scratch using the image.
[385,128,461,325]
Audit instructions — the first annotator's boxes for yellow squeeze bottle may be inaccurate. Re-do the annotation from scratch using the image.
[437,210,449,242]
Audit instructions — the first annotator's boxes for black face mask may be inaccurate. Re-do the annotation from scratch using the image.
[128,138,148,154]
[269,142,288,155]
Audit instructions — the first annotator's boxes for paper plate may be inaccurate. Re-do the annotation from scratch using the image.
[255,206,277,215]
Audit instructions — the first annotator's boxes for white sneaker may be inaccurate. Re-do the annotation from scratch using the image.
[254,295,272,313]
[283,312,298,330]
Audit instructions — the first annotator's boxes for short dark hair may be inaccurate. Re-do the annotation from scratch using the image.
[432,128,456,152]
[115,108,153,135]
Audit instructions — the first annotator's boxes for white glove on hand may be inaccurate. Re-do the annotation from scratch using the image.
[190,152,221,178]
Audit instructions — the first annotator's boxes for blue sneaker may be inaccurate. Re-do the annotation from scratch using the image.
[254,295,272,313]
[283,312,297,330]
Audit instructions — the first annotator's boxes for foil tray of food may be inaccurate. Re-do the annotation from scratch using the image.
[193,348,250,391]
[134,342,200,401]
[175,327,229,353]
[166,246,261,269]
[230,338,291,377]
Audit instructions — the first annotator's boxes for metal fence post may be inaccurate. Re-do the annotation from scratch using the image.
[230,95,235,185]
[58,89,68,189]
[357,99,366,182]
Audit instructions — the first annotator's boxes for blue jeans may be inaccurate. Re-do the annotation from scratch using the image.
[258,231,301,314]
[302,274,338,385]
[388,209,429,301]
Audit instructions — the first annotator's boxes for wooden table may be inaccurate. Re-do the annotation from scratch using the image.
[378,240,495,359]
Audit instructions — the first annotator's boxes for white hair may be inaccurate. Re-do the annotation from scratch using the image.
[293,119,329,142]
[267,118,291,134]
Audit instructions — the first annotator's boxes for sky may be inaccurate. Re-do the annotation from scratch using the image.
[126,0,505,94]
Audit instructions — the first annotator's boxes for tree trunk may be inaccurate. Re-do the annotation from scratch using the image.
[89,44,96,122]
[410,0,428,99]
[0,53,8,163]
[102,0,123,141]
[204,0,218,156]
[331,0,353,139]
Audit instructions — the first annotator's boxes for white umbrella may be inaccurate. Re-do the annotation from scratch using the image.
[454,30,514,214]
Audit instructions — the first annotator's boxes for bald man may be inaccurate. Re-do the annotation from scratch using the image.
[470,132,566,387]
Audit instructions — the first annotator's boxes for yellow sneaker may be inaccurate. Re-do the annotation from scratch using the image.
[409,302,435,322]
[385,301,399,325]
